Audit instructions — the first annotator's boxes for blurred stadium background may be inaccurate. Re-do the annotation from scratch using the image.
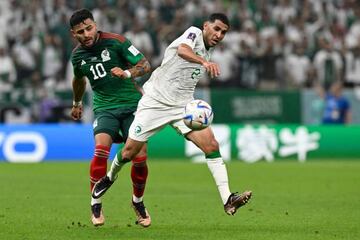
[1,0,360,162]
[1,1,360,240]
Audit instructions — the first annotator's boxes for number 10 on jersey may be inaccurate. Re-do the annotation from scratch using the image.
[90,63,107,80]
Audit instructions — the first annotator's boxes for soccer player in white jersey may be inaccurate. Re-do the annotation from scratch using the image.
[92,13,252,227]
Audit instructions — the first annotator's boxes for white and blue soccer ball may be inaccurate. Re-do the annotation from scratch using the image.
[183,99,214,130]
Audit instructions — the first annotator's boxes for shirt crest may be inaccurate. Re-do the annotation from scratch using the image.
[101,49,111,62]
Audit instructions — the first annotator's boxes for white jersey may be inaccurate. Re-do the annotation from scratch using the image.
[143,26,213,106]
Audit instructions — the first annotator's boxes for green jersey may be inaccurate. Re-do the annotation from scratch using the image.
[71,31,144,111]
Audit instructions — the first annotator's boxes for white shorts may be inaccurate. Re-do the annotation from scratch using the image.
[129,94,192,142]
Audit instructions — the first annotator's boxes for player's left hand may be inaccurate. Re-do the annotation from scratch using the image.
[111,67,128,79]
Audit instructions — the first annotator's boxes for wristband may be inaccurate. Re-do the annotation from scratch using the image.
[73,100,82,107]
[124,70,131,78]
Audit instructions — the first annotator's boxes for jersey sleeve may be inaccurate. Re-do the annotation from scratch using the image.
[178,26,202,50]
[71,53,85,79]
[116,39,144,66]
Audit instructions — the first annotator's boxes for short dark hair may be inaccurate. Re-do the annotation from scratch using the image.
[208,13,230,28]
[69,8,94,28]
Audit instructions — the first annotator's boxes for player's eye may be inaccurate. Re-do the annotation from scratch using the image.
[77,29,84,34]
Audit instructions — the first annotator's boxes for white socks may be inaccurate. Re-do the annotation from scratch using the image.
[132,195,143,203]
[206,157,231,204]
[107,154,126,181]
[91,197,101,206]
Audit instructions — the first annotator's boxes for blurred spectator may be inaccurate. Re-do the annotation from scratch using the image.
[2,0,360,122]
[284,43,312,88]
[125,18,154,60]
[210,42,237,87]
[12,27,41,87]
[258,36,280,89]
[0,47,16,92]
[319,81,351,124]
[51,12,74,78]
[99,8,124,34]
[313,37,343,87]
[36,88,61,123]
[234,41,260,89]
[344,43,360,86]
[42,34,62,84]
[272,0,296,25]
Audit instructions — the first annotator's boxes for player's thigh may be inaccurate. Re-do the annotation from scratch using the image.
[171,118,192,136]
[93,109,121,142]
[128,95,178,142]
[117,106,137,141]
[186,127,219,154]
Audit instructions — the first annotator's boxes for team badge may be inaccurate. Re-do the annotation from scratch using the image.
[101,49,111,62]
[81,60,86,65]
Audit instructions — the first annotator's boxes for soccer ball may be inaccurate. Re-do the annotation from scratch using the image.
[183,99,214,130]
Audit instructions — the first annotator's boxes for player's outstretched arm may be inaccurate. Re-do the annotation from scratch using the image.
[177,44,220,78]
[111,58,151,79]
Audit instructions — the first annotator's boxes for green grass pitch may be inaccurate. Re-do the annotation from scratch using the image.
[0,160,359,240]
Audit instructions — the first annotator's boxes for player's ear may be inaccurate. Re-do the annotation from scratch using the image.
[203,21,209,30]
[70,29,75,37]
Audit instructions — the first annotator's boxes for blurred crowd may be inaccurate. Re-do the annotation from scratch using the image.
[1,0,360,93]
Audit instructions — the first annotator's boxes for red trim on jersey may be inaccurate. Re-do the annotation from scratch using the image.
[72,43,81,53]
[100,31,126,43]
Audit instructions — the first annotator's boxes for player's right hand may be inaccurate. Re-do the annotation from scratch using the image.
[202,61,220,78]
[71,105,83,120]
[111,67,127,79]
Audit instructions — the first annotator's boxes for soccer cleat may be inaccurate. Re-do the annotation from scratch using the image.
[224,191,252,215]
[131,201,151,227]
[91,203,105,226]
[92,176,114,199]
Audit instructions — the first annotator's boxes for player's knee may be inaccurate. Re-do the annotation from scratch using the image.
[122,145,138,161]
[122,140,145,160]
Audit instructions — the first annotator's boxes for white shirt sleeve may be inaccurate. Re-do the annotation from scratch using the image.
[178,26,202,49]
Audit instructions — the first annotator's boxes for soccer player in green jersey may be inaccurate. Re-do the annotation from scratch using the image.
[69,9,151,227]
